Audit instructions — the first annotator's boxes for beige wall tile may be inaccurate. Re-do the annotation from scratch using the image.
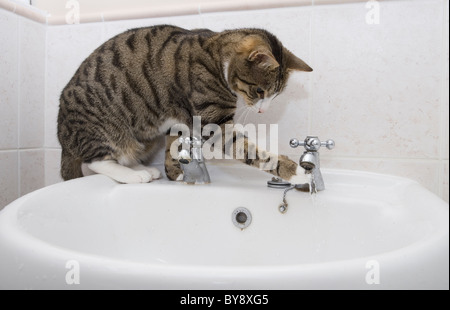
[0,10,18,149]
[0,151,19,210]
[19,18,46,148]
[19,150,45,196]
[310,0,444,159]
[44,148,63,186]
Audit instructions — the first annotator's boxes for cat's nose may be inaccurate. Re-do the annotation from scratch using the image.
[258,108,264,114]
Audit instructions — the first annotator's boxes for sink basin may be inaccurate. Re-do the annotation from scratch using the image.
[0,160,448,289]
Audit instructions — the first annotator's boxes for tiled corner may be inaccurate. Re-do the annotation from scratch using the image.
[45,23,105,148]
[45,148,63,186]
[19,149,45,196]
[19,17,46,148]
[0,151,19,210]
[0,9,19,149]
[311,0,444,159]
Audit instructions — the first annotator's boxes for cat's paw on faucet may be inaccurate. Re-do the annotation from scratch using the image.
[288,166,310,185]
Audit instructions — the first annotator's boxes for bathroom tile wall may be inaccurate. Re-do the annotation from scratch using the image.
[199,0,449,200]
[0,151,18,208]
[442,0,449,203]
[309,0,449,202]
[0,9,46,208]
[0,0,449,209]
[0,10,18,150]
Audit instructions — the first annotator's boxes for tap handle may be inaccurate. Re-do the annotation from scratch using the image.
[289,138,304,148]
[290,137,335,151]
[178,137,191,145]
[178,136,202,147]
[321,139,335,150]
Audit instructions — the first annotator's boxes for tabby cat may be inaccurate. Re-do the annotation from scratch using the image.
[57,25,313,184]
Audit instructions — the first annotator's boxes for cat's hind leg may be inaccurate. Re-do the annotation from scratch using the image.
[88,160,154,184]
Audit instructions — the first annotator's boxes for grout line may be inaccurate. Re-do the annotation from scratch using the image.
[44,21,48,184]
[42,147,62,150]
[197,3,205,28]
[0,148,48,154]
[0,147,60,152]
[18,147,46,151]
[17,15,21,197]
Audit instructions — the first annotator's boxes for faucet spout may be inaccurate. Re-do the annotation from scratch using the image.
[299,152,317,171]
[290,136,335,192]
[300,151,325,191]
[178,137,211,184]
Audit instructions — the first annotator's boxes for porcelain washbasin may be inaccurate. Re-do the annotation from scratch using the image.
[0,160,448,289]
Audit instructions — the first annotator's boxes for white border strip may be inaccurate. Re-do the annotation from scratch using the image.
[0,0,387,25]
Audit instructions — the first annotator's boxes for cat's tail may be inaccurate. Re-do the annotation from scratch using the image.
[60,150,83,181]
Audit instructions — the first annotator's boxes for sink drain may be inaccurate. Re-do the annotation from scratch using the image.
[232,207,252,230]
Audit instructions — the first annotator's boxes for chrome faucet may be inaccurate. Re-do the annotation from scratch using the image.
[290,136,335,192]
[177,136,210,184]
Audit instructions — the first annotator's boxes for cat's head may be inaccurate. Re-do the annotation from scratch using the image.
[228,30,312,113]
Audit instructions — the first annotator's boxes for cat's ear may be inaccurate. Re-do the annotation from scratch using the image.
[285,49,313,72]
[237,35,279,70]
[248,50,280,70]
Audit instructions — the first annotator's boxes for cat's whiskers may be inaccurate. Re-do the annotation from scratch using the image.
[234,106,250,124]
[239,105,258,126]
[234,105,248,114]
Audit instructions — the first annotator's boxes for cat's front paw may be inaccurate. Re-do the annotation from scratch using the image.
[144,167,162,180]
[120,170,153,184]
[130,165,162,180]
[165,162,183,181]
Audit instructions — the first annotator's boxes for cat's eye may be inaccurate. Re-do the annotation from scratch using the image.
[256,87,265,99]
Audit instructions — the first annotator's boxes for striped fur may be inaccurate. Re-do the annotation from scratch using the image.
[57,25,312,182]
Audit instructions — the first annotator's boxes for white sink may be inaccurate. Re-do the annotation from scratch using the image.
[0,160,448,289]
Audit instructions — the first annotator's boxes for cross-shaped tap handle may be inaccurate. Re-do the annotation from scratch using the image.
[290,136,335,151]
